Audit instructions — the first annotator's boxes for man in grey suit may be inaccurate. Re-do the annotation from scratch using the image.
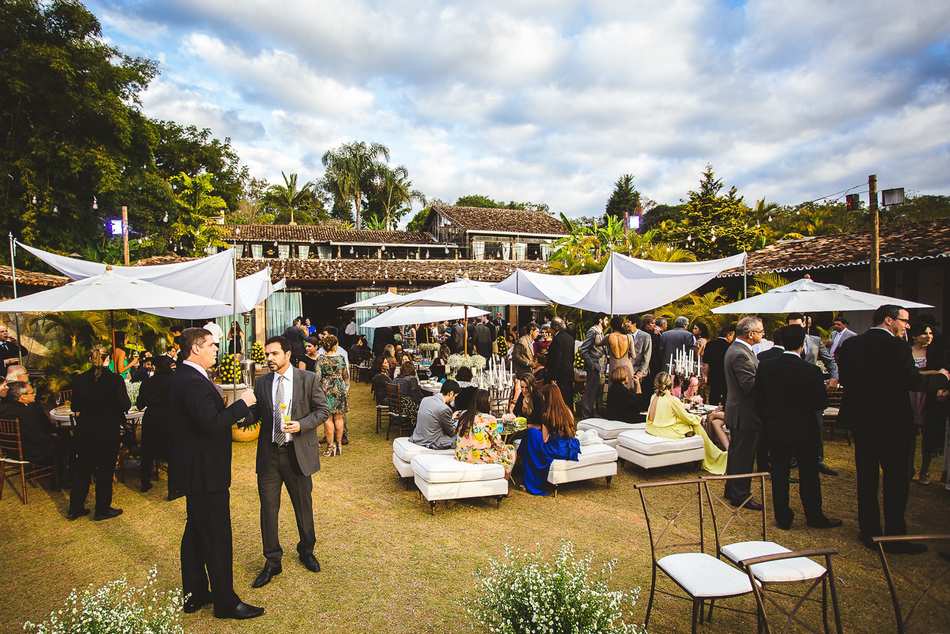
[828,316,856,360]
[579,314,608,419]
[724,316,765,509]
[409,380,460,449]
[250,336,329,588]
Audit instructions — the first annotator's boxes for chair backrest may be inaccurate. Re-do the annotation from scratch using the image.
[0,418,24,461]
[873,534,950,634]
[384,382,401,410]
[58,389,72,404]
[633,478,706,564]
[826,385,843,407]
[701,473,770,556]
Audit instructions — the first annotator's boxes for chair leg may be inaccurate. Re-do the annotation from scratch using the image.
[19,464,27,505]
[691,599,700,634]
[0,465,5,500]
[605,475,613,487]
[821,576,830,634]
[644,565,657,627]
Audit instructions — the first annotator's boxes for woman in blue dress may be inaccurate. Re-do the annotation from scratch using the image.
[519,383,580,495]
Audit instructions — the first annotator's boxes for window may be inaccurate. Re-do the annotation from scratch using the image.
[540,243,551,261]
[317,245,332,259]
[298,245,310,260]
[251,244,263,259]
[513,242,526,260]
[501,243,511,260]
[278,244,290,259]
[473,240,485,260]
[526,243,542,260]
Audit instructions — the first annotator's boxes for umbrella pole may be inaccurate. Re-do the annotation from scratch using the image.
[110,310,116,364]
[743,257,748,299]
[463,305,469,356]
[232,245,238,398]
[8,233,22,365]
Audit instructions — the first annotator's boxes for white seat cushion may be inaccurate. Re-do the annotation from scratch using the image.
[578,418,645,439]
[411,454,504,483]
[550,444,617,472]
[721,541,826,583]
[617,429,703,455]
[822,407,839,417]
[414,475,508,502]
[392,437,454,463]
[657,553,754,598]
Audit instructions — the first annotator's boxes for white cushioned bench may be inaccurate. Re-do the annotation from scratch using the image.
[410,454,508,513]
[392,437,454,483]
[577,418,645,447]
[615,428,704,470]
[547,442,618,495]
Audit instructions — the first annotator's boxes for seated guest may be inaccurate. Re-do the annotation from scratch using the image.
[456,389,516,476]
[606,367,640,423]
[429,357,447,381]
[508,373,538,419]
[0,376,7,401]
[647,372,727,474]
[348,336,372,366]
[6,364,29,385]
[409,380,459,450]
[519,383,580,495]
[136,356,175,493]
[454,367,477,411]
[371,356,393,405]
[0,381,57,465]
[394,361,424,404]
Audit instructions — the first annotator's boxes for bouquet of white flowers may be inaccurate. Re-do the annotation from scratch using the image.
[447,353,486,378]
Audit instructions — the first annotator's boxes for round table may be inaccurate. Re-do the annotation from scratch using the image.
[49,406,145,427]
[420,381,442,395]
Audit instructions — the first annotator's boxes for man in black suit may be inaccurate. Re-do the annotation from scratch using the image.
[755,326,841,529]
[0,323,28,369]
[0,381,57,466]
[756,326,787,364]
[702,322,735,406]
[250,336,329,588]
[546,317,576,409]
[839,305,948,554]
[170,327,264,619]
[723,316,765,509]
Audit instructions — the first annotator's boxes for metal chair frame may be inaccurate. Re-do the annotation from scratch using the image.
[0,417,55,504]
[873,534,950,634]
[384,383,403,440]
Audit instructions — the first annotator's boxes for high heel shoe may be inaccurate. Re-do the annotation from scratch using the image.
[322,443,336,458]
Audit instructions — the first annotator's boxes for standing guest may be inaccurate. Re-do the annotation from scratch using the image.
[839,305,949,553]
[203,320,224,347]
[917,375,949,485]
[110,332,139,380]
[755,325,841,529]
[723,316,765,509]
[130,355,154,383]
[907,323,944,483]
[828,316,856,361]
[660,316,696,367]
[456,389,516,475]
[474,316,493,359]
[409,380,460,449]
[702,323,736,406]
[546,318,576,411]
[692,322,709,359]
[68,346,131,521]
[0,323,29,368]
[757,327,787,363]
[394,361,424,404]
[371,356,393,405]
[519,384,580,495]
[642,314,664,398]
[344,318,358,349]
[607,316,635,390]
[137,356,176,494]
[304,318,316,336]
[0,381,57,468]
[579,314,609,418]
[170,328,261,619]
[283,317,306,362]
[628,316,652,396]
[249,336,328,588]
[317,335,349,457]
[512,323,539,377]
[647,372,727,474]
[297,337,321,374]
[372,324,395,357]
[606,367,639,424]
[226,321,243,358]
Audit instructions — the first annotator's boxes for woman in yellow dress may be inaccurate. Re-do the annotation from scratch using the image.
[646,372,727,474]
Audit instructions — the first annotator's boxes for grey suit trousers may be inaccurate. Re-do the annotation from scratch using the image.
[258,444,316,565]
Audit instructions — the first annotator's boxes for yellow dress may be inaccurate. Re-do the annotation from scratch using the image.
[646,393,727,475]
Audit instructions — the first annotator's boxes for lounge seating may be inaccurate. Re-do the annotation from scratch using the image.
[615,428,704,470]
[410,453,508,513]
[391,437,454,482]
[547,442,617,496]
[576,417,645,447]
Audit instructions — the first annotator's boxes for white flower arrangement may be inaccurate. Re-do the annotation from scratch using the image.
[418,343,441,353]
[124,380,140,409]
[468,542,645,634]
[447,353,487,378]
[24,566,184,634]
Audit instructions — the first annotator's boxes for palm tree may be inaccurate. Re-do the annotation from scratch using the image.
[321,141,390,229]
[363,215,388,230]
[265,172,314,225]
[376,164,425,230]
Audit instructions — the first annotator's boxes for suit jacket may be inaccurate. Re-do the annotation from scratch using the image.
[724,340,760,433]
[802,334,838,379]
[838,328,923,435]
[661,328,695,363]
[474,323,493,358]
[0,401,55,463]
[630,330,652,376]
[754,353,827,447]
[579,326,605,365]
[756,346,785,364]
[252,368,329,476]
[829,328,856,358]
[71,368,130,449]
[512,336,535,377]
[169,363,250,495]
[409,394,455,449]
[547,330,575,383]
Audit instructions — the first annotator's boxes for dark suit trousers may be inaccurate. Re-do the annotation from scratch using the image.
[258,444,316,566]
[554,373,574,411]
[854,430,912,537]
[580,363,602,419]
[725,419,759,503]
[68,442,118,514]
[181,490,239,612]
[707,380,725,406]
[770,441,821,524]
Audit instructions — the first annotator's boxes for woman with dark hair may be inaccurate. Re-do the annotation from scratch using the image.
[508,373,538,419]
[606,366,639,423]
[348,335,372,366]
[455,389,516,475]
[908,322,948,484]
[518,383,580,495]
[298,336,320,373]
[110,331,139,380]
[137,355,176,493]
[607,315,636,390]
[227,321,243,357]
[394,361,424,404]
[371,356,393,406]
[691,321,710,359]
[318,334,349,456]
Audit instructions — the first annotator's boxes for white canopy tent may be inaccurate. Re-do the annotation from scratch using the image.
[360,305,488,329]
[339,292,402,311]
[494,269,599,306]
[711,278,932,314]
[145,267,286,319]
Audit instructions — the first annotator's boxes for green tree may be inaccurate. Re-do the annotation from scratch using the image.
[370,164,426,230]
[321,141,390,229]
[168,172,226,255]
[263,172,324,225]
[604,174,640,220]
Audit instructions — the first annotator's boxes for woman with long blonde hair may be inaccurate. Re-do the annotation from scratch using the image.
[647,372,727,474]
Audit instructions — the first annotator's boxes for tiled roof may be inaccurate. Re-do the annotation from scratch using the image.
[720,219,950,277]
[237,258,548,285]
[222,224,441,245]
[431,204,567,235]
[0,265,69,288]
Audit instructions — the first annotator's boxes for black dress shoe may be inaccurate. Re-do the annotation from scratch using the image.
[140,482,153,493]
[251,565,281,588]
[730,498,764,511]
[93,507,123,521]
[214,601,265,620]
[883,541,928,555]
[817,463,838,476]
[66,508,89,521]
[776,511,794,530]
[300,553,321,572]
[806,516,843,529]
[183,597,211,613]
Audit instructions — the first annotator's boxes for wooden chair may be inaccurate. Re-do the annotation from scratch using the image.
[57,389,72,405]
[384,383,403,440]
[702,474,843,633]
[634,478,756,633]
[0,418,55,504]
[821,385,847,444]
[873,534,950,633]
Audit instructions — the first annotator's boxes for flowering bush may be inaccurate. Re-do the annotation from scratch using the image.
[495,336,509,356]
[447,353,487,378]
[249,341,266,365]
[23,567,184,634]
[217,353,243,385]
[468,542,645,634]
[574,349,585,370]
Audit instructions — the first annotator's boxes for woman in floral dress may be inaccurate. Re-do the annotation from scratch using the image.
[455,389,516,476]
[318,334,349,457]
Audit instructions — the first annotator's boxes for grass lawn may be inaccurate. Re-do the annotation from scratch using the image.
[2,382,949,632]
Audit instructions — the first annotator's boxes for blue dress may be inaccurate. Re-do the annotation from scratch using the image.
[521,427,580,495]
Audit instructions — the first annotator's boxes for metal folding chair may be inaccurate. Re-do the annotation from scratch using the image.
[873,534,950,633]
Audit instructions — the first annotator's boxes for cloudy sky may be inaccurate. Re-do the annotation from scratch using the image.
[89,0,950,221]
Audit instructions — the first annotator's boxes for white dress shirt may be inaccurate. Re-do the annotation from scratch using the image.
[182,359,209,381]
[272,364,294,417]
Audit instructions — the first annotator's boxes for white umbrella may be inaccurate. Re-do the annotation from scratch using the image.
[339,291,402,310]
[360,305,488,329]
[711,278,932,314]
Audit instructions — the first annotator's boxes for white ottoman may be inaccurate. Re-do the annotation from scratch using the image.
[392,437,454,484]
[616,429,704,470]
[577,418,646,447]
[411,454,508,513]
[547,443,618,495]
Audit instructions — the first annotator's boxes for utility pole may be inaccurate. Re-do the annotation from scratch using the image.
[869,175,879,294]
[122,205,130,266]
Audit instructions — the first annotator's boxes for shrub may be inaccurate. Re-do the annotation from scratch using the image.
[249,341,266,365]
[468,542,645,634]
[23,567,184,633]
